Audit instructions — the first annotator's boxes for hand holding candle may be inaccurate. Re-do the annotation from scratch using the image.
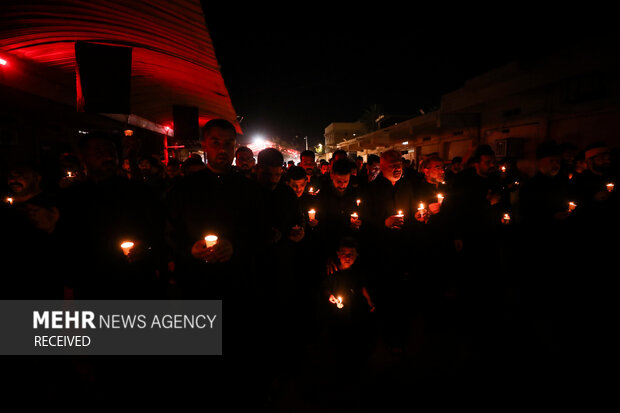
[386,210,404,229]
[192,234,233,263]
[350,212,361,229]
[329,294,344,309]
[415,202,428,222]
[204,234,218,248]
[120,241,134,256]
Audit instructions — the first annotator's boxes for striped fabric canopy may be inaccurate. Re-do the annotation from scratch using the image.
[0,0,240,133]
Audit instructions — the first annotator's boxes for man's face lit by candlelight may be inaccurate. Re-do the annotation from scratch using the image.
[380,155,402,184]
[331,173,350,194]
[287,177,307,198]
[367,161,380,181]
[202,126,236,173]
[423,159,445,184]
[7,167,40,196]
[337,246,358,270]
[300,155,315,177]
[475,154,496,177]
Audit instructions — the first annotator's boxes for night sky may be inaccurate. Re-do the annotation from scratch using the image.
[201,6,606,150]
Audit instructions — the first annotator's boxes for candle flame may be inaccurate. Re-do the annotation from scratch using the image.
[356,199,361,206]
[120,241,134,249]
[418,203,425,210]
[6,197,13,205]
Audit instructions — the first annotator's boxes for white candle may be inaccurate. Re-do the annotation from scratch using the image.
[120,241,134,256]
[396,210,404,218]
[568,202,577,212]
[437,194,444,205]
[336,296,344,309]
[308,209,316,221]
[350,212,358,223]
[607,183,614,192]
[502,213,511,224]
[356,199,361,207]
[204,235,218,248]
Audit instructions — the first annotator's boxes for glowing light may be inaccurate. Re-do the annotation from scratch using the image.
[120,241,134,256]
[568,202,577,212]
[124,129,134,137]
[437,194,444,204]
[350,212,358,223]
[607,183,614,192]
[0,58,7,66]
[308,209,316,221]
[204,235,218,248]
[402,141,409,145]
[253,135,265,145]
[356,199,361,206]
[502,213,511,224]
[6,197,13,205]
[418,203,425,211]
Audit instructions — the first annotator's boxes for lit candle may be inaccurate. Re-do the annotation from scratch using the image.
[568,202,577,212]
[308,187,314,194]
[350,212,358,223]
[501,166,507,173]
[356,199,361,207]
[502,213,511,224]
[396,210,404,218]
[607,183,614,192]
[6,197,13,205]
[437,194,444,204]
[568,173,573,180]
[120,241,134,256]
[308,209,316,221]
[329,294,344,309]
[66,171,74,178]
[204,235,218,248]
[418,202,426,211]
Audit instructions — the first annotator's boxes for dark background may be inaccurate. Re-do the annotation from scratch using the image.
[201,5,610,149]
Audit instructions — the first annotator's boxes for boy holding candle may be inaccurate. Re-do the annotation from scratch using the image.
[321,237,376,366]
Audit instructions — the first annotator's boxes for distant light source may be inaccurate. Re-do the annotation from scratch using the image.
[402,141,409,145]
[124,129,134,137]
[253,135,265,145]
[0,58,7,66]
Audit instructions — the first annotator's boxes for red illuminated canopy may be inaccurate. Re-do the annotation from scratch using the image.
[0,0,241,133]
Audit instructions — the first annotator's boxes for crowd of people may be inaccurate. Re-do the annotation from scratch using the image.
[2,118,617,407]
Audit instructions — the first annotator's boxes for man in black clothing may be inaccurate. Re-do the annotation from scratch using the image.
[56,132,166,300]
[363,149,415,351]
[164,119,268,404]
[2,163,61,299]
[234,146,255,179]
[410,155,455,314]
[165,119,263,299]
[314,157,361,258]
[300,149,322,195]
